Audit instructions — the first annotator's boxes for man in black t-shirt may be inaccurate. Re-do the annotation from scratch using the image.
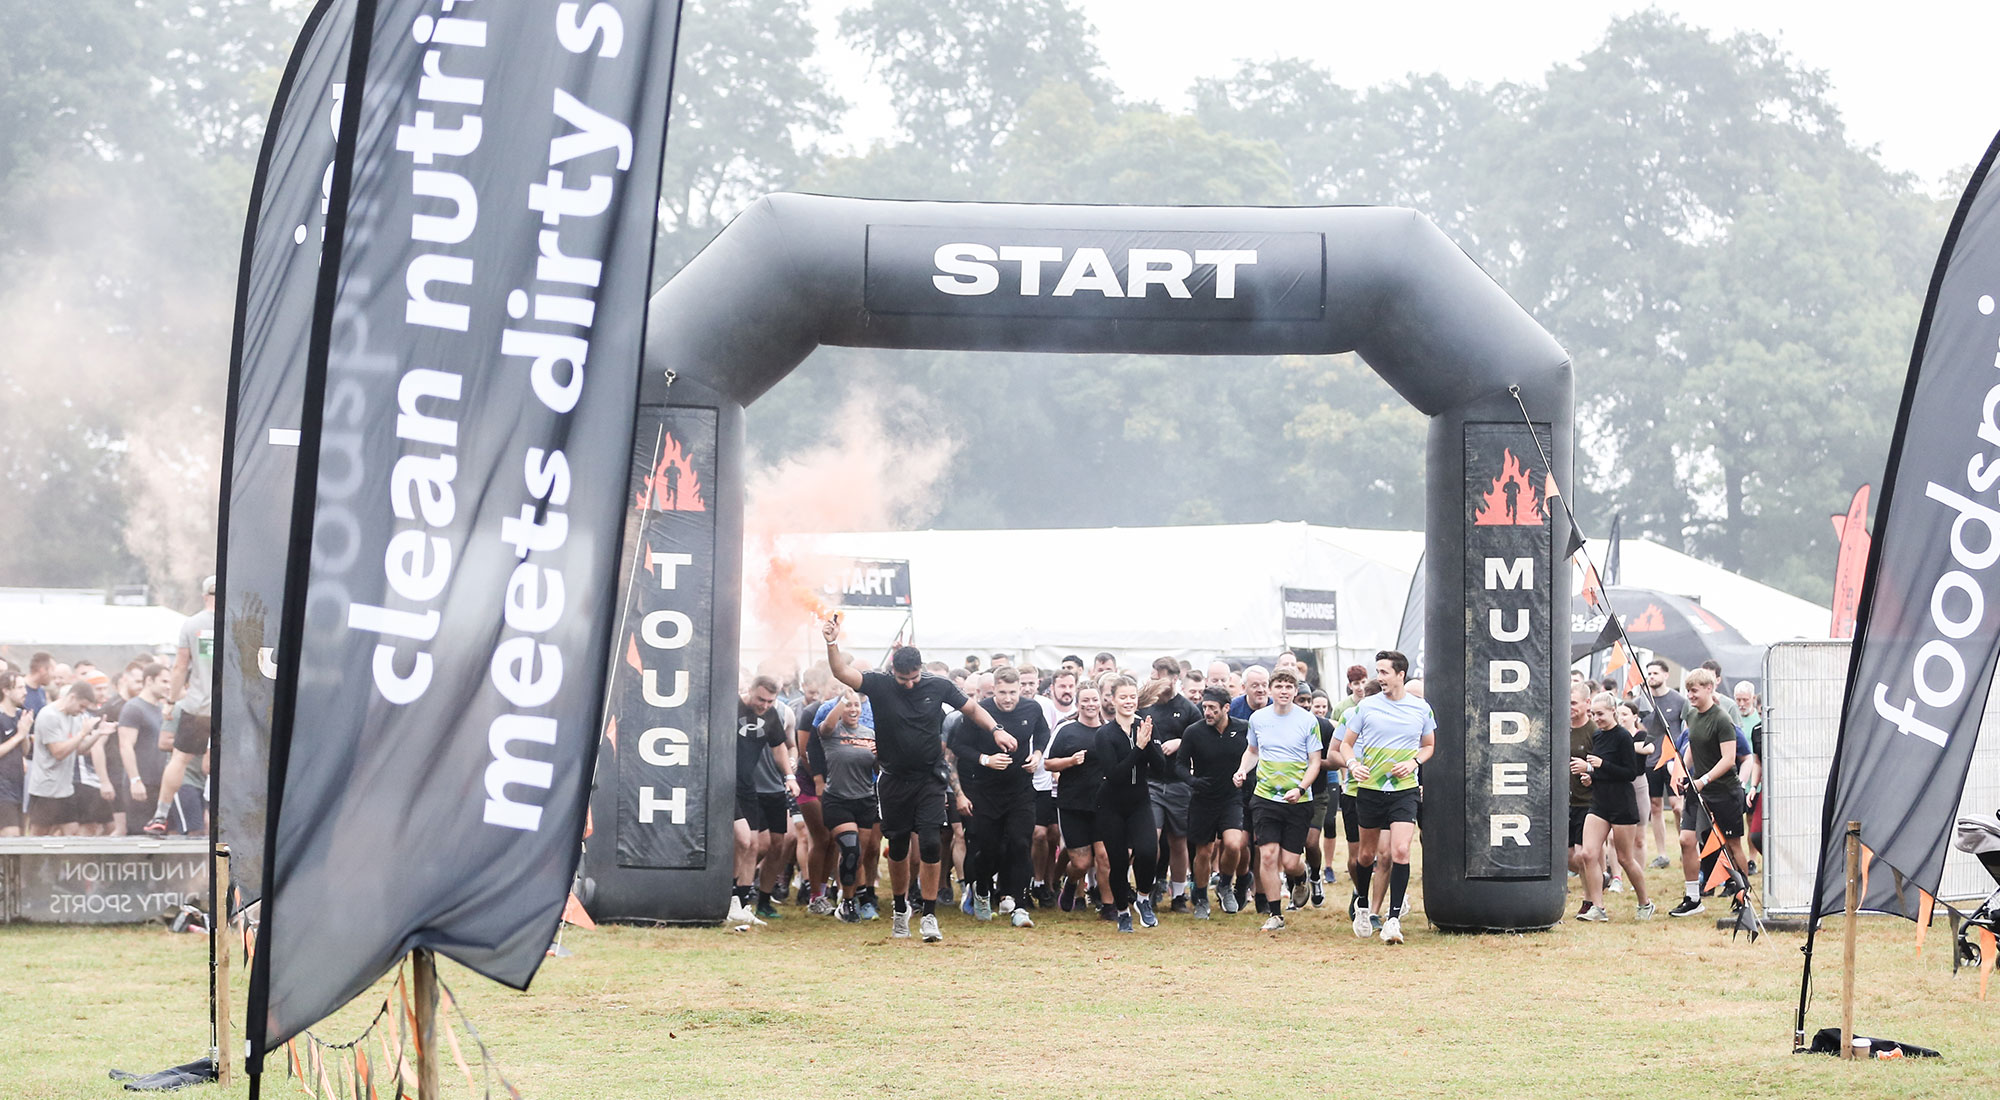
[729,677,797,929]
[1639,659,1686,867]
[826,618,1008,944]
[953,666,1050,925]
[1181,687,1248,918]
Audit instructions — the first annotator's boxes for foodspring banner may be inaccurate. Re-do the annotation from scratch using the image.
[216,0,355,912]
[1816,131,2000,920]
[250,0,683,1057]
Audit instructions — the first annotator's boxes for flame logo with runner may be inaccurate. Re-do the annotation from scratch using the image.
[636,432,706,512]
[1473,448,1544,526]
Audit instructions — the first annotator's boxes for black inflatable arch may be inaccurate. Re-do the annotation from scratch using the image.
[583,194,1573,932]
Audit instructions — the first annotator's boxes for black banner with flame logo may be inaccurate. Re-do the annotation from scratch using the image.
[1463,423,1554,879]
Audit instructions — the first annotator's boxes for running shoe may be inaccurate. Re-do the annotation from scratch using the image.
[1352,909,1374,939]
[1310,880,1325,908]
[1371,913,1384,933]
[1607,877,1626,894]
[1035,883,1057,907]
[755,900,783,921]
[859,899,880,921]
[1261,913,1286,932]
[726,897,753,928]
[141,816,170,838]
[997,895,1016,916]
[1348,892,1362,920]
[892,910,911,938]
[1381,916,1404,944]
[1218,887,1239,915]
[939,881,955,905]
[1058,879,1077,912]
[1649,855,1671,869]
[1578,904,1609,922]
[960,890,977,918]
[774,880,791,903]
[1099,904,1119,923]
[808,894,834,916]
[1207,871,1223,895]
[973,892,993,921]
[1235,880,1252,911]
[1399,895,1411,918]
[1135,897,1158,928]
[920,914,943,942]
[1635,901,1656,920]
[1667,896,1706,918]
[1011,908,1034,929]
[1169,895,1191,914]
[1193,899,1211,920]
[1116,911,1134,934]
[838,898,860,923]
[1289,880,1309,910]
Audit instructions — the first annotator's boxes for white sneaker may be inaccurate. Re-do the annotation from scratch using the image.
[920,913,943,942]
[891,910,911,938]
[1011,908,1034,928]
[1635,901,1657,920]
[1261,913,1286,932]
[998,896,1017,915]
[726,897,749,923]
[1578,904,1610,922]
[1353,909,1375,939]
[1607,877,1626,893]
[1381,916,1405,944]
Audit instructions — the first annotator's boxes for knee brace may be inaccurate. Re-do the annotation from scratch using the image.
[837,831,861,885]
[885,832,911,862]
[917,825,944,865]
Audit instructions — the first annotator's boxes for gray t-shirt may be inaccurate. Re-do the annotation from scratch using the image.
[178,609,215,717]
[28,705,87,799]
[120,696,168,789]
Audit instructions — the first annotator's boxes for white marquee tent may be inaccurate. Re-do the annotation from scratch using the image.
[762,523,1831,677]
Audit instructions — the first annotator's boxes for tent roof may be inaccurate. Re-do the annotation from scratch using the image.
[766,524,1827,663]
[1578,537,1830,646]
[0,600,186,649]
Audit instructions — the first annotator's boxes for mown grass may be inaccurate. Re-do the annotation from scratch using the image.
[7,859,1997,1100]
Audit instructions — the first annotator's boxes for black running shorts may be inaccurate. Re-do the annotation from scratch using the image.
[1251,798,1312,854]
[172,711,211,756]
[1337,791,1360,843]
[1686,786,1745,839]
[1058,806,1096,850]
[878,770,948,839]
[1357,787,1421,830]
[821,794,881,831]
[1034,789,1059,828]
[1187,793,1246,846]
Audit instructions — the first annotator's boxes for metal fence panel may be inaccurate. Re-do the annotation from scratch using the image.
[1763,641,2000,915]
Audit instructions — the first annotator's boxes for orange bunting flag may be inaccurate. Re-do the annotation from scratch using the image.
[1703,854,1736,894]
[1980,928,1997,1001]
[355,1046,372,1100]
[563,892,597,930]
[1700,826,1724,859]
[1858,843,1876,906]
[1917,890,1936,955]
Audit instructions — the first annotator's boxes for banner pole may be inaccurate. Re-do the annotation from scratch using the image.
[215,845,233,1087]
[413,949,440,1100]
[1841,820,1862,1057]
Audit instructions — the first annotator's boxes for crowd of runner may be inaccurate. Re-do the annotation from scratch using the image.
[730,623,1766,941]
[0,578,215,839]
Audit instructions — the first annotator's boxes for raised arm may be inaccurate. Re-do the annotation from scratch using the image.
[821,618,863,690]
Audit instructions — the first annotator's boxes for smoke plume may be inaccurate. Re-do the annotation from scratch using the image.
[741,385,957,666]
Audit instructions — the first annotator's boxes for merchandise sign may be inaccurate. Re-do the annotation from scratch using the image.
[1462,423,1554,879]
[1280,587,1339,633]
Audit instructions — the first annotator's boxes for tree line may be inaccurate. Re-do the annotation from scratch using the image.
[0,0,1946,607]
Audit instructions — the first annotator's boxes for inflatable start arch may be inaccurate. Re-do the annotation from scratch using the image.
[581,195,1574,932]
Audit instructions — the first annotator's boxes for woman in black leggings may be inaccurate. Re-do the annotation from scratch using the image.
[1093,675,1165,933]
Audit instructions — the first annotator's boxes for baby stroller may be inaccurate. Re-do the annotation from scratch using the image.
[1952,812,2000,970]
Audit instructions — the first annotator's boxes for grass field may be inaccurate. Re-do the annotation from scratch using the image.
[8,861,1998,1100]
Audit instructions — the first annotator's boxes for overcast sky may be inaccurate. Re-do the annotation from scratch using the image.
[807,0,1999,186]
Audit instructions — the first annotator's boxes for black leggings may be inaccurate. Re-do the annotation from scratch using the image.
[969,789,1036,902]
[1097,798,1158,909]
